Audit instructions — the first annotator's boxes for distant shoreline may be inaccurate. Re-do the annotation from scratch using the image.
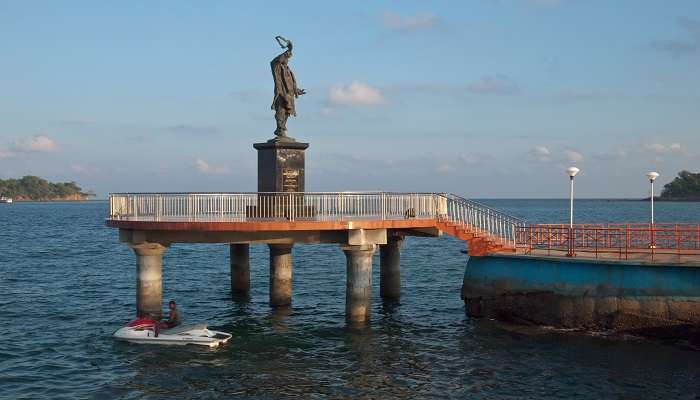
[641,197,700,202]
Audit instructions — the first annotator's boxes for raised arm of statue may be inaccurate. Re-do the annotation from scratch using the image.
[275,36,292,51]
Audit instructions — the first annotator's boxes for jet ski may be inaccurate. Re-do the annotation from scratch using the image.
[113,318,232,347]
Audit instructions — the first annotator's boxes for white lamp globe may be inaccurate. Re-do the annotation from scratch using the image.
[566,167,580,178]
[647,171,660,181]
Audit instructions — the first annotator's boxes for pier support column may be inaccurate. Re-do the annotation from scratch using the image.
[269,243,293,307]
[342,244,376,323]
[230,243,250,296]
[380,236,403,302]
[130,242,168,319]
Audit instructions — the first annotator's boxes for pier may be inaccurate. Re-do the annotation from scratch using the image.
[107,190,700,326]
[107,191,522,321]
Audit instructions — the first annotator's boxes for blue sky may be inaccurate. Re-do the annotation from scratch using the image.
[1,1,698,198]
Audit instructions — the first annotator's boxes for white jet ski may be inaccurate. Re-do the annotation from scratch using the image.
[114,318,232,347]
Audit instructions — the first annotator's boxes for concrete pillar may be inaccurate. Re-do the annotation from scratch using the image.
[269,243,293,307]
[130,242,168,319]
[230,243,250,296]
[379,236,402,301]
[342,244,376,323]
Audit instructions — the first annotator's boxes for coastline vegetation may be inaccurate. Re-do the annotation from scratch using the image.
[659,171,700,201]
[0,175,92,201]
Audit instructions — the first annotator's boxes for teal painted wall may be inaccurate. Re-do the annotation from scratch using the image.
[465,256,700,298]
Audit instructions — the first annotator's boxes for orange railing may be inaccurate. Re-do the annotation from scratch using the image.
[516,224,700,260]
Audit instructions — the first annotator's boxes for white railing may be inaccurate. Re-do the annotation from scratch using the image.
[108,192,525,246]
[443,194,525,246]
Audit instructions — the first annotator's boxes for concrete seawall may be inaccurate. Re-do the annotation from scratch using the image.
[461,255,700,339]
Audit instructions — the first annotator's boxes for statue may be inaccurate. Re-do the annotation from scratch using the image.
[271,36,305,138]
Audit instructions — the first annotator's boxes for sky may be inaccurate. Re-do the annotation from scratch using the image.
[1,0,699,198]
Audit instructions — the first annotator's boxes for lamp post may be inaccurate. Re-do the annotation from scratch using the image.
[566,167,580,257]
[646,171,659,225]
[647,171,659,250]
[566,167,580,228]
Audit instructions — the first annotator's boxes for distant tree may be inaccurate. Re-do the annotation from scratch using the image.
[660,170,700,200]
[0,176,89,200]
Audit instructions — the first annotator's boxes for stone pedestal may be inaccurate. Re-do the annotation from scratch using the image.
[130,242,168,319]
[342,244,376,323]
[380,236,403,301]
[269,243,293,307]
[253,138,309,192]
[230,243,250,296]
[251,138,311,219]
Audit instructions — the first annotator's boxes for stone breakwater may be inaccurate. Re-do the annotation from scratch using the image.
[461,255,700,342]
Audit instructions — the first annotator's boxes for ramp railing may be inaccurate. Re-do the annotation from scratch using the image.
[442,194,525,247]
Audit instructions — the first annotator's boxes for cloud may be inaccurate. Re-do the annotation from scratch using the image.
[328,81,386,106]
[565,150,584,163]
[0,147,14,159]
[530,145,551,162]
[70,164,87,173]
[592,149,627,161]
[459,154,483,166]
[467,75,519,95]
[435,153,485,173]
[12,135,58,153]
[382,11,440,31]
[528,146,584,164]
[651,18,700,56]
[643,142,683,155]
[195,159,230,175]
[164,124,221,135]
[435,163,454,173]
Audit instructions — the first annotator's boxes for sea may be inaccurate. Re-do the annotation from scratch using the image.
[1,200,699,399]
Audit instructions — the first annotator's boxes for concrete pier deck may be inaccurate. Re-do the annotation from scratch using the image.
[106,192,700,325]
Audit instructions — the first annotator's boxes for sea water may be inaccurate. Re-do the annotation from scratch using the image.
[0,200,699,399]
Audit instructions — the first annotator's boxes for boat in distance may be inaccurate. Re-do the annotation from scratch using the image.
[0,196,12,203]
[113,318,232,347]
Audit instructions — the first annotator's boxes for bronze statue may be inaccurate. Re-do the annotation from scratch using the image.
[271,36,305,138]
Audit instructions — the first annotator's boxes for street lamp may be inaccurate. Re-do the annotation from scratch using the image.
[646,171,660,250]
[566,167,580,257]
[566,167,580,228]
[646,171,659,225]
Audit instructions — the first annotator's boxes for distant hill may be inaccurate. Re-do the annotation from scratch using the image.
[0,176,92,201]
[659,170,700,201]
